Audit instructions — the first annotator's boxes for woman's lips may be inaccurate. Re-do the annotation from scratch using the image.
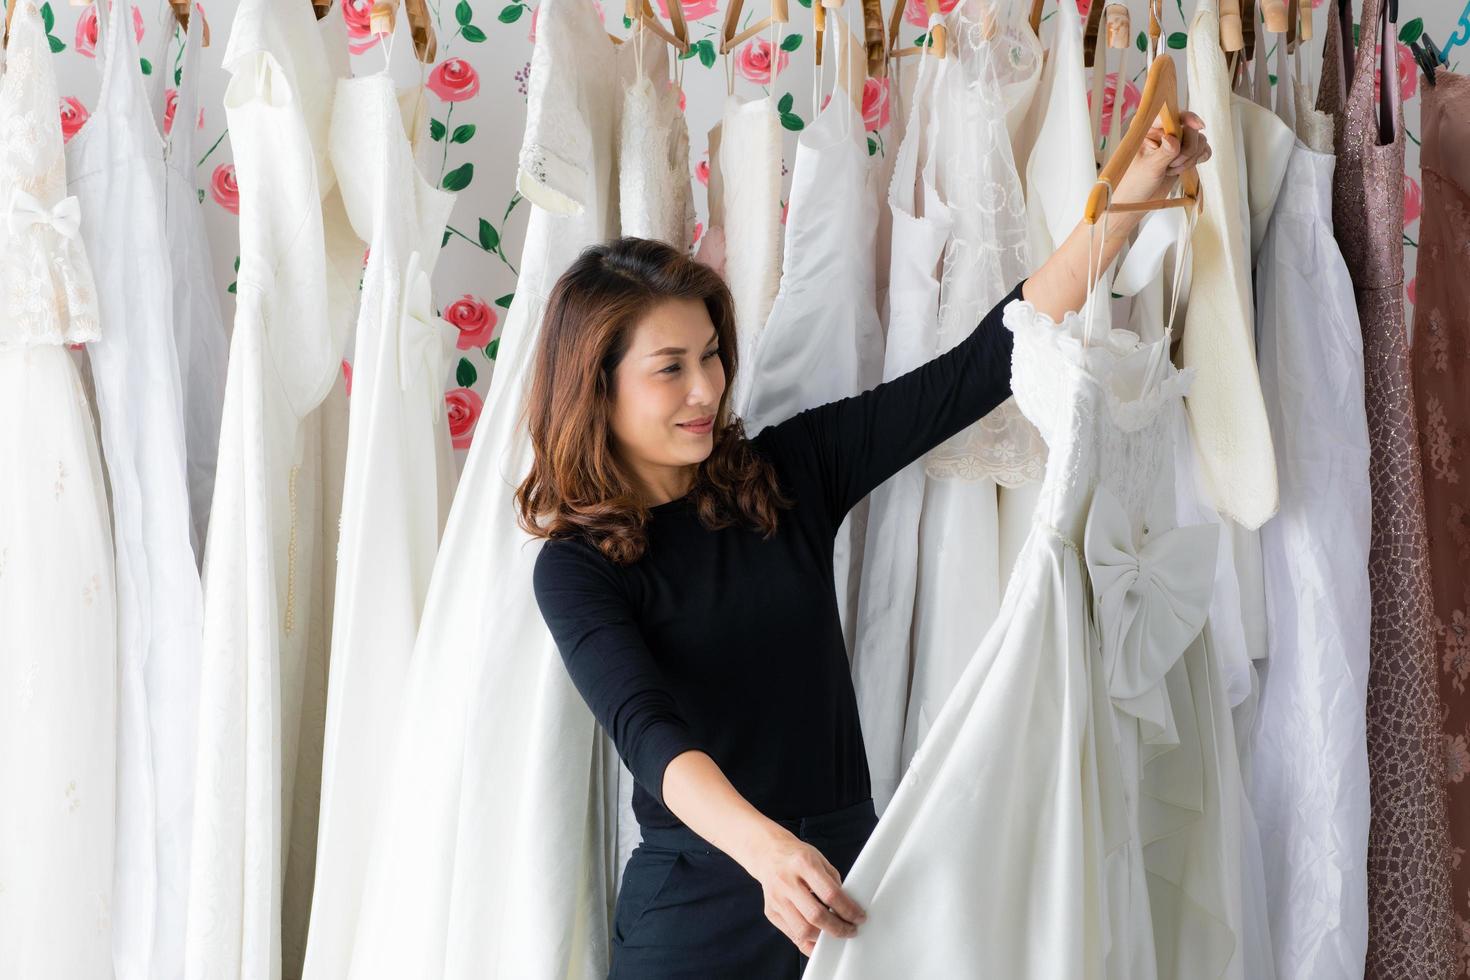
[677,415,714,435]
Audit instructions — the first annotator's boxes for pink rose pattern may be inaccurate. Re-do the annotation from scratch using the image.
[163,88,178,135]
[446,387,484,450]
[342,0,381,54]
[74,6,97,57]
[903,0,959,28]
[1087,72,1142,138]
[428,58,481,103]
[210,163,239,215]
[445,295,499,350]
[1405,174,1422,227]
[734,37,788,86]
[655,0,720,21]
[862,77,890,132]
[59,97,89,143]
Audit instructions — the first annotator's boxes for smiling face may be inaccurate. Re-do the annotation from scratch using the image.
[608,296,727,500]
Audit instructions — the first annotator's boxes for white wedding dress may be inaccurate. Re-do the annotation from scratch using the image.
[300,68,458,980]
[807,296,1200,980]
[348,0,620,974]
[715,88,784,408]
[185,0,359,974]
[739,17,882,649]
[849,39,951,807]
[64,1,202,976]
[0,6,117,976]
[1178,0,1277,532]
[164,8,230,565]
[1250,71,1373,980]
[900,0,1041,779]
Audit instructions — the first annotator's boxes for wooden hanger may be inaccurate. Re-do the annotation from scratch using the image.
[886,0,945,60]
[370,0,437,62]
[1082,0,1105,66]
[815,0,887,78]
[3,0,17,48]
[1028,0,1045,39]
[167,0,210,45]
[721,0,790,54]
[312,0,332,21]
[1084,47,1200,223]
[861,0,887,77]
[628,0,689,54]
[1220,0,1244,51]
[1292,0,1313,46]
[1087,3,1129,162]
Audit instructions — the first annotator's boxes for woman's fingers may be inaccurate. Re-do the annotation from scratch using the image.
[792,888,859,938]
[803,858,868,927]
[1166,121,1212,174]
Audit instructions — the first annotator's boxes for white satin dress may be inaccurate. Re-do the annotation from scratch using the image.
[807,296,1202,980]
[348,0,621,975]
[301,68,457,980]
[184,0,359,974]
[64,1,201,974]
[0,5,117,975]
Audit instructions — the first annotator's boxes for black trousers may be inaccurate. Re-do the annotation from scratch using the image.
[609,798,878,980]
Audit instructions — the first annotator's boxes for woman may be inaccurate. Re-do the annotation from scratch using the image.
[522,117,1211,977]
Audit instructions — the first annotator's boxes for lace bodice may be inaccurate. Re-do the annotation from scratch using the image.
[1004,299,1193,547]
[925,0,1045,486]
[618,34,695,249]
[0,1,100,348]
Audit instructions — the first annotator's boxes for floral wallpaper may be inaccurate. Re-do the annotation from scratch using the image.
[32,0,1461,453]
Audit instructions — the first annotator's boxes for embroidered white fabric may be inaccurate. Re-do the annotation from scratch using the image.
[0,6,117,978]
[0,7,99,349]
[926,0,1043,487]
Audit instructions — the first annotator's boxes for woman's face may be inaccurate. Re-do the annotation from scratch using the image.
[609,297,726,487]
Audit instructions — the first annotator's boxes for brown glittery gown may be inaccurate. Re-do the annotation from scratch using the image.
[1317,0,1456,976]
[1410,67,1470,977]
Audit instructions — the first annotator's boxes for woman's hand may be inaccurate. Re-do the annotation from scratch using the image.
[660,750,867,954]
[1112,109,1213,207]
[745,828,867,956]
[1022,111,1213,322]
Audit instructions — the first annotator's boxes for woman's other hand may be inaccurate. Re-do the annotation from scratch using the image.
[746,829,867,956]
[1113,109,1213,206]
[1023,110,1212,322]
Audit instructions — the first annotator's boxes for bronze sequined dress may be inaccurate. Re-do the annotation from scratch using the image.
[1318,0,1456,975]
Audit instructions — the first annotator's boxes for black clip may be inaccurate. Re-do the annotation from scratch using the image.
[1409,31,1442,86]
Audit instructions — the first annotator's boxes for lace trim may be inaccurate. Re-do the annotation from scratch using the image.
[0,2,103,348]
[924,397,1046,486]
[923,4,1042,485]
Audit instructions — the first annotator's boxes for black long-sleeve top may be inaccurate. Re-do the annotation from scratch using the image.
[532,279,1027,832]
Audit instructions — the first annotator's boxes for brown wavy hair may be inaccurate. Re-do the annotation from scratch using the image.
[515,237,792,565]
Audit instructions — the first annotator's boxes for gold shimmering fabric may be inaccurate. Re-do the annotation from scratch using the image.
[1319,1,1457,976]
[1410,68,1470,979]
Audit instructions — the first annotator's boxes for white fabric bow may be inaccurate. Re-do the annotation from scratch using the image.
[7,189,82,241]
[398,253,450,392]
[1084,484,1218,745]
